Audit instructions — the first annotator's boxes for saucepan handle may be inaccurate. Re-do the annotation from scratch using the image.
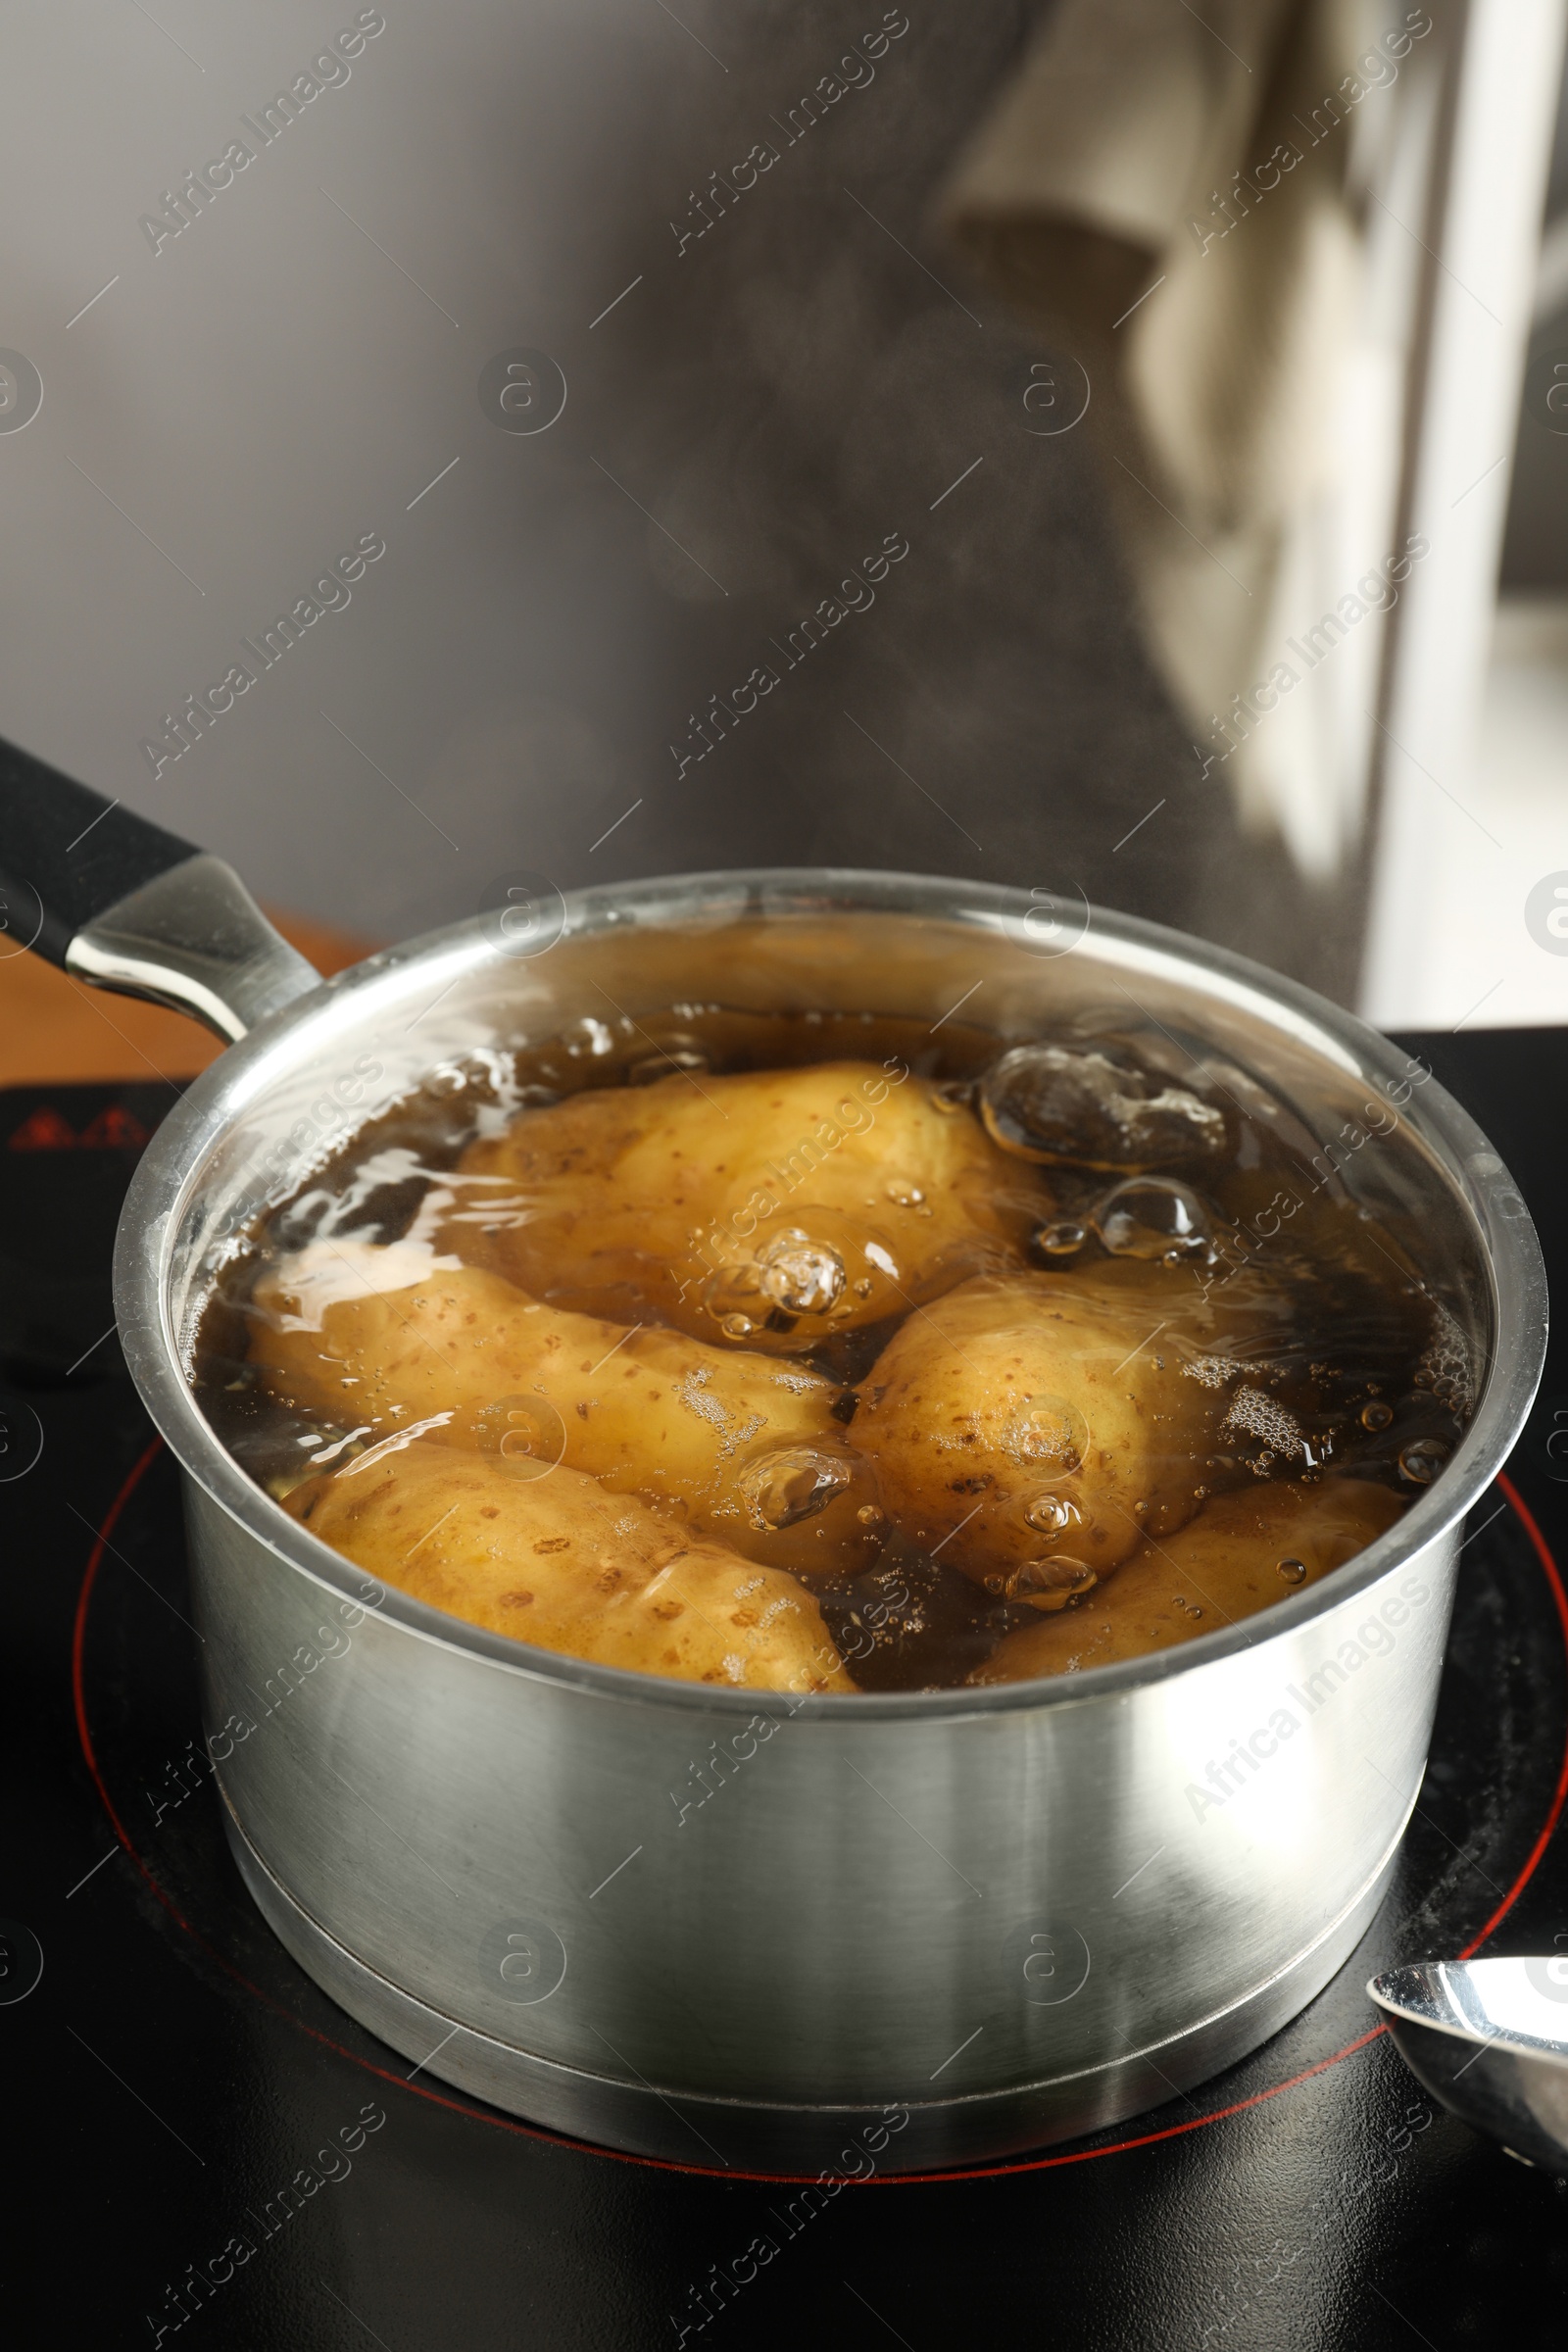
[0,734,319,1041]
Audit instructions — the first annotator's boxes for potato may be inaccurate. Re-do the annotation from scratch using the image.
[284,1440,853,1691]
[250,1243,881,1576]
[970,1478,1405,1684]
[853,1265,1249,1590]
[444,1059,1045,1349]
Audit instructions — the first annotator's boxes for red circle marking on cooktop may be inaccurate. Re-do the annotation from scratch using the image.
[72,1448,1568,2189]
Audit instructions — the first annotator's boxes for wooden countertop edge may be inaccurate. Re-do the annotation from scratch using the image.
[0,912,376,1088]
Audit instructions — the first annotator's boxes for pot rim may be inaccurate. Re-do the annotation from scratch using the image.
[113,865,1548,1721]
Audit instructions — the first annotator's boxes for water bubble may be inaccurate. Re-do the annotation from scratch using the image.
[1223,1386,1305,1462]
[1277,1558,1307,1587]
[759,1230,845,1315]
[884,1180,931,1218]
[1023,1493,1080,1537]
[703,1263,763,1327]
[738,1447,853,1531]
[1011,1395,1088,1473]
[1398,1438,1450,1486]
[1036,1219,1088,1257]
[1095,1177,1211,1262]
[720,1312,758,1339]
[1417,1302,1474,1416]
[1360,1399,1394,1431]
[979,1042,1227,1169]
[856,1503,885,1527]
[1014,1557,1097,1611]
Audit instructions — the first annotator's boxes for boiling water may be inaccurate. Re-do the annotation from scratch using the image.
[191,1009,1467,1692]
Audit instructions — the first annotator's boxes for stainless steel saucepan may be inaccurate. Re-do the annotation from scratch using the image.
[0,741,1546,2174]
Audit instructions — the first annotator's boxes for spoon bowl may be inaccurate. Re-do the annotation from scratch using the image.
[1369,1958,1568,2172]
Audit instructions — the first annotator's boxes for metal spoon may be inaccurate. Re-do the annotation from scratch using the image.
[1368,1959,1568,2172]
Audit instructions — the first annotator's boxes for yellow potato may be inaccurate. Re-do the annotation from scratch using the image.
[284,1440,853,1691]
[853,1266,1250,1590]
[970,1478,1406,1684]
[444,1059,1045,1349]
[250,1243,881,1576]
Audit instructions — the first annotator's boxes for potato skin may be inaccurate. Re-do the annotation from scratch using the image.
[853,1268,1226,1589]
[446,1059,1045,1348]
[969,1478,1405,1684]
[284,1440,852,1691]
[251,1246,880,1575]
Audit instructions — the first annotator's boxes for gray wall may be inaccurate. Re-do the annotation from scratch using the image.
[1501,29,1568,585]
[0,1,1349,991]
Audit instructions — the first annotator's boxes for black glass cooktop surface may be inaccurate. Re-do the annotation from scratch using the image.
[6,1029,1568,2350]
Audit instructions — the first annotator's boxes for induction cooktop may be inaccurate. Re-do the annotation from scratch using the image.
[6,1027,1568,2349]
